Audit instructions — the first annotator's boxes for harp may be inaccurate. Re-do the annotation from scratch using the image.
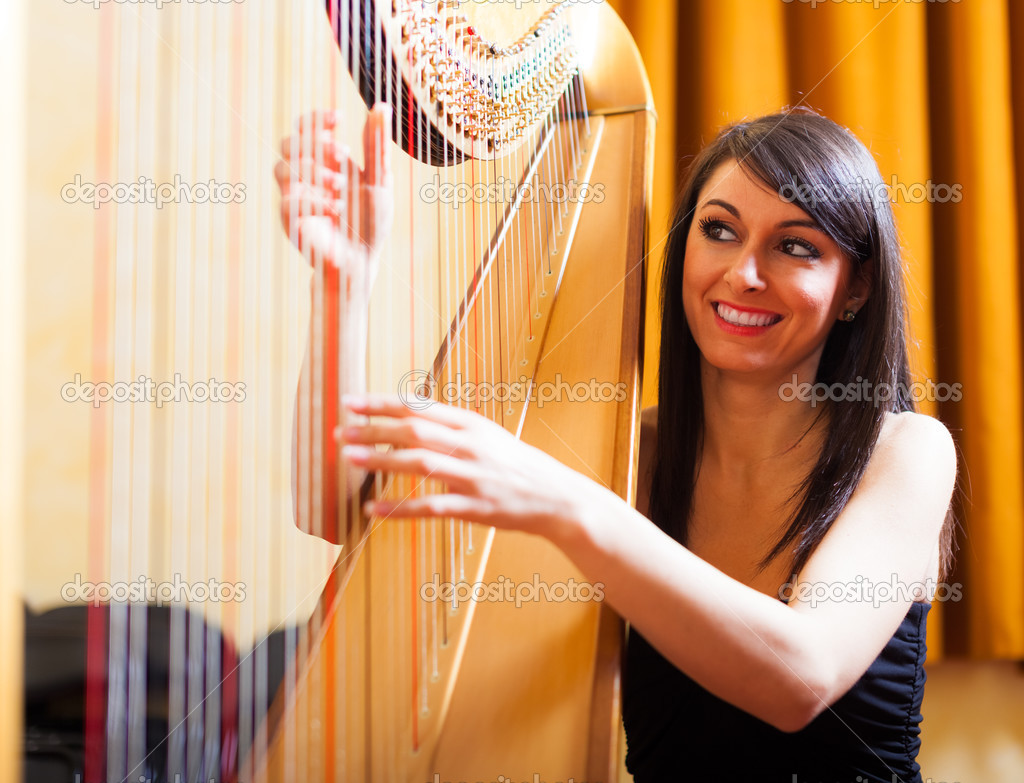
[17,0,654,781]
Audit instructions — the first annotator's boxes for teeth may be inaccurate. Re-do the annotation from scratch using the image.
[716,303,779,328]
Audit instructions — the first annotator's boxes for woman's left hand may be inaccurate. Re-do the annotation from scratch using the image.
[340,395,602,540]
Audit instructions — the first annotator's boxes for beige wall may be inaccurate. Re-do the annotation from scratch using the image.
[22,0,345,646]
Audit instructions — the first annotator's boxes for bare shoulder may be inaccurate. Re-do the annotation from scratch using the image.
[796,410,957,609]
[875,411,956,472]
[864,410,957,519]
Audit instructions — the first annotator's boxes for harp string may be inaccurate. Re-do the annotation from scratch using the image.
[85,3,117,780]
[236,0,262,769]
[303,0,320,777]
[129,2,150,776]
[221,0,246,769]
[254,0,276,769]
[206,1,234,775]
[106,3,140,779]
[186,6,207,780]
[338,0,353,769]
[127,0,157,774]
[291,2,304,778]
[82,3,597,780]
[166,4,196,778]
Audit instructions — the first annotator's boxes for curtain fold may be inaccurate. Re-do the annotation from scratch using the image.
[610,0,1024,660]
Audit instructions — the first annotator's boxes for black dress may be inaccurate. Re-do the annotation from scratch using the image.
[623,601,930,783]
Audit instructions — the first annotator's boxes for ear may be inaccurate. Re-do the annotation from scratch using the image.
[843,256,873,317]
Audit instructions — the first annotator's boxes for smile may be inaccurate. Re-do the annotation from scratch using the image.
[713,302,783,330]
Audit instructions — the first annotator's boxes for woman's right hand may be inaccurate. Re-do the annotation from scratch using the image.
[274,103,394,305]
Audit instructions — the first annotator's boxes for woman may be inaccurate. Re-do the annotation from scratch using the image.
[276,106,957,783]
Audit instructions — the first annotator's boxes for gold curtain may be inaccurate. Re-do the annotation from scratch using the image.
[608,0,1024,661]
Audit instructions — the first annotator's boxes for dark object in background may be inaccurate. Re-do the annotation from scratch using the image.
[22,604,290,783]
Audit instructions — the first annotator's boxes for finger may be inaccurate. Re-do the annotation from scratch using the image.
[275,157,345,192]
[279,190,345,227]
[366,494,484,522]
[286,215,367,269]
[341,419,471,454]
[280,128,324,161]
[293,109,340,136]
[343,394,483,430]
[280,133,350,167]
[343,445,475,486]
[359,181,394,253]
[362,103,393,187]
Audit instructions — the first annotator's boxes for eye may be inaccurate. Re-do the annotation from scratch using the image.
[698,217,738,242]
[779,236,822,260]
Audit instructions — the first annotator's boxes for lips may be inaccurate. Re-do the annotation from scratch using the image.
[713,301,783,329]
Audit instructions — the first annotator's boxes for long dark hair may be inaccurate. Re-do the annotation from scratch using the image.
[649,108,955,580]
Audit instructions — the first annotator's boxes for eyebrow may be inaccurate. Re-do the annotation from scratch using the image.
[701,198,823,232]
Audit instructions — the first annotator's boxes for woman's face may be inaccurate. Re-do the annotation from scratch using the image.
[682,159,868,382]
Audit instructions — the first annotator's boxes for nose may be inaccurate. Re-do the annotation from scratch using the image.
[724,250,767,294]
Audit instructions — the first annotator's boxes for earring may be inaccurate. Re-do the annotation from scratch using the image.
[843,309,856,322]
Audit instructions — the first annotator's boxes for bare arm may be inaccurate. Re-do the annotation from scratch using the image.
[275,106,393,509]
[342,398,956,731]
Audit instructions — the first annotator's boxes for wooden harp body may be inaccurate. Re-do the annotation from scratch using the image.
[257,2,656,779]
[16,1,653,781]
